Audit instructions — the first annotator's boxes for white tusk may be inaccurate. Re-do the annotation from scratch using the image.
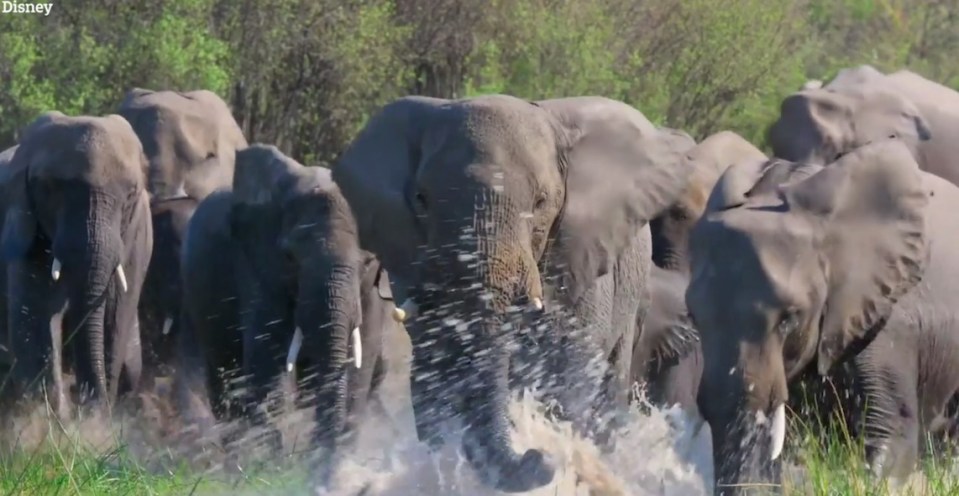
[530,297,543,311]
[116,264,128,293]
[162,317,174,335]
[286,327,303,373]
[351,326,362,369]
[392,299,419,323]
[770,403,786,461]
[51,258,62,281]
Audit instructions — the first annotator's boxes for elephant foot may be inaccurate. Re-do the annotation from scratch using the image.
[462,441,555,493]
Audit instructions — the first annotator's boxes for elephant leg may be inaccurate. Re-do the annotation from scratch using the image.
[854,344,920,480]
[172,315,218,444]
[5,258,61,414]
[48,300,69,420]
[240,327,285,453]
[136,308,160,393]
[121,317,143,398]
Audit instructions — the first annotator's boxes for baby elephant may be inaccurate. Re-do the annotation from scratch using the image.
[173,145,400,485]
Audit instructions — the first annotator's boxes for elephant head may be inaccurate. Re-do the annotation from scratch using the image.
[1,111,151,404]
[229,144,377,453]
[650,131,764,273]
[686,140,929,494]
[118,88,248,201]
[333,95,693,492]
[768,80,932,166]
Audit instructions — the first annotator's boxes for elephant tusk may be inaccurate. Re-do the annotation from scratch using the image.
[116,264,128,293]
[770,403,786,461]
[392,299,419,323]
[286,327,303,373]
[351,326,362,369]
[51,258,62,281]
[162,317,174,335]
[530,297,544,311]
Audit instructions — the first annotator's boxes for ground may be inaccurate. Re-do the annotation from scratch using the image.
[1,327,959,495]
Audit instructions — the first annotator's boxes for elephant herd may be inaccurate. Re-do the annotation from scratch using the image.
[1,64,959,495]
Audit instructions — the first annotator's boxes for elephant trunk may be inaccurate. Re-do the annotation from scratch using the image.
[57,206,124,407]
[699,346,787,495]
[460,323,554,493]
[295,267,355,480]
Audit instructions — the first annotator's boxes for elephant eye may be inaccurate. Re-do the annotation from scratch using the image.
[534,193,547,210]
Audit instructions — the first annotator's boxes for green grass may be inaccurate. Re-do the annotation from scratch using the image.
[0,444,319,496]
[783,403,959,496]
[3,406,959,495]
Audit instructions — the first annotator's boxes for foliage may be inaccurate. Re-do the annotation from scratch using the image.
[3,0,959,158]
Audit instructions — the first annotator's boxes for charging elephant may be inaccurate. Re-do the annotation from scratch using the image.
[333,95,694,493]
[768,65,959,188]
[0,112,153,417]
[686,140,959,494]
[630,265,701,415]
[173,144,398,483]
[650,130,765,273]
[117,88,248,201]
[138,196,198,387]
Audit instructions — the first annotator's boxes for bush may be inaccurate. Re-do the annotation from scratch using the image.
[2,0,959,159]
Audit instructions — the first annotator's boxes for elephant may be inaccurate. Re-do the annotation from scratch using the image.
[0,111,153,417]
[650,130,766,273]
[118,88,246,387]
[332,95,695,493]
[686,140,959,494]
[117,87,248,202]
[630,265,702,415]
[767,65,959,187]
[173,144,398,484]
[137,196,198,387]
[0,145,18,372]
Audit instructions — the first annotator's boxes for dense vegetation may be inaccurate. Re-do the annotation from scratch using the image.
[3,0,958,166]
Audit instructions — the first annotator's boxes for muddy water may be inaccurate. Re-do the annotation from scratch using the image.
[0,324,714,495]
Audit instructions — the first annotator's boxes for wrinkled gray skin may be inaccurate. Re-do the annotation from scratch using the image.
[174,145,397,485]
[767,65,959,186]
[0,112,153,418]
[118,88,247,387]
[138,197,197,387]
[117,88,248,201]
[0,145,18,371]
[333,95,693,493]
[630,265,702,414]
[687,141,959,494]
[650,131,765,274]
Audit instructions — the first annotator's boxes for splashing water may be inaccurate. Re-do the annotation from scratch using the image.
[0,327,714,496]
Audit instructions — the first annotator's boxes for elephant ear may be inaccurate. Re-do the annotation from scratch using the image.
[645,317,699,369]
[703,158,769,213]
[0,147,37,261]
[332,96,449,294]
[769,90,855,163]
[540,97,696,300]
[782,139,929,374]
